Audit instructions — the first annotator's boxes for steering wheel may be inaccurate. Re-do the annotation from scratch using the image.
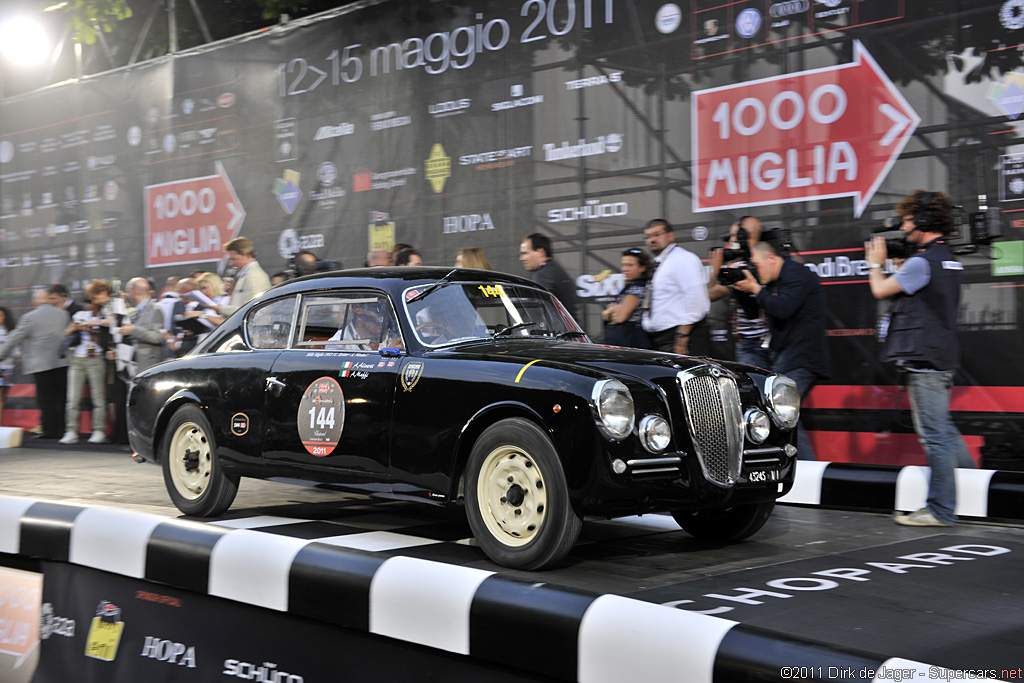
[415,321,453,342]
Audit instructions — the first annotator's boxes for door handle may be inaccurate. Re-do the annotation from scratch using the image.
[266,376,286,394]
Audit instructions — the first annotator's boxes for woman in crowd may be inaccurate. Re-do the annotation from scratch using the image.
[455,247,493,270]
[601,248,653,349]
[0,307,16,427]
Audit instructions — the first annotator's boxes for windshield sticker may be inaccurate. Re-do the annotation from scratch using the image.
[477,284,506,297]
[298,377,345,456]
[401,361,425,392]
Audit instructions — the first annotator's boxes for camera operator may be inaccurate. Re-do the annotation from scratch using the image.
[864,190,974,527]
[734,236,829,461]
[709,216,770,368]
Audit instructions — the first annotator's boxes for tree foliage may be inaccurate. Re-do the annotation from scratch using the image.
[44,0,133,45]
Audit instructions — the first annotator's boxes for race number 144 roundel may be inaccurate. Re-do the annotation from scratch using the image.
[298,377,346,456]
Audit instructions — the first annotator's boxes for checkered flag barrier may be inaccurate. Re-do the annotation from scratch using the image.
[0,494,1004,683]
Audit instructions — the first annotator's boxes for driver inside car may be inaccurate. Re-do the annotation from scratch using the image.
[328,301,403,351]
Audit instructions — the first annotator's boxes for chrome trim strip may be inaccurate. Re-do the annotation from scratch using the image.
[626,456,683,467]
[629,467,680,475]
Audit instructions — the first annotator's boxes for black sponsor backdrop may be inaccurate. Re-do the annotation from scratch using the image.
[28,560,555,683]
[0,1,1021,397]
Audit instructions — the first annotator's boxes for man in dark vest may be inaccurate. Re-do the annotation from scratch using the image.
[865,190,974,526]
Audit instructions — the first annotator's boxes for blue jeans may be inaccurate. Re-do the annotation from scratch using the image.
[906,371,974,524]
[735,338,771,370]
[782,367,817,461]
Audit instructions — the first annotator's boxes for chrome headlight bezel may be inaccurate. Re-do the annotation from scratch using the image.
[591,378,635,441]
[764,374,800,430]
[638,414,671,453]
[744,408,771,443]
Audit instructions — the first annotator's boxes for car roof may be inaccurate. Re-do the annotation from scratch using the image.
[265,266,540,300]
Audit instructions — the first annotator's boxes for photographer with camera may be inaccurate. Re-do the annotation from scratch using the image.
[734,235,829,461]
[709,216,770,368]
[864,190,974,527]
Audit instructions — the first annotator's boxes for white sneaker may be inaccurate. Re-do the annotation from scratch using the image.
[894,508,952,527]
[88,431,109,444]
[58,431,79,445]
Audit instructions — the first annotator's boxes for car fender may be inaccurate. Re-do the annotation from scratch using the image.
[150,389,207,465]
[445,395,601,504]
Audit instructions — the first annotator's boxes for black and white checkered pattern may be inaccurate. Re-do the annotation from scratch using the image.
[0,493,981,683]
[779,461,1024,521]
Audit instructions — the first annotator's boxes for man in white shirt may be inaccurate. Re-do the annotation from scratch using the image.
[640,219,710,355]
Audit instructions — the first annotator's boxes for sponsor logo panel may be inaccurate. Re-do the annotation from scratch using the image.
[543,133,622,162]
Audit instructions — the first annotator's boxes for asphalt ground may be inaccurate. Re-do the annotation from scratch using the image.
[2,439,1024,677]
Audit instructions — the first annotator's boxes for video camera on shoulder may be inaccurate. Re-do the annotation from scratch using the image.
[871,216,914,259]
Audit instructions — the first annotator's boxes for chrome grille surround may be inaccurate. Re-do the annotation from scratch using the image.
[677,367,743,486]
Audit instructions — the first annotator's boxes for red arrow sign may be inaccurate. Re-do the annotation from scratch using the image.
[145,161,245,267]
[692,41,919,218]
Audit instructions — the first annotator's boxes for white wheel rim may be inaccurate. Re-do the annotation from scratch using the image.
[476,446,548,547]
[168,421,212,500]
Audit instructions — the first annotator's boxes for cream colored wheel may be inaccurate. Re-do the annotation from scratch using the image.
[465,418,581,569]
[160,405,238,516]
[167,420,212,500]
[476,446,548,547]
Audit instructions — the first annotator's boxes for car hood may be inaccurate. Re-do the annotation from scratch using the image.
[442,339,755,379]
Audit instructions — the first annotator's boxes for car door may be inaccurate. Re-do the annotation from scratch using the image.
[261,289,401,487]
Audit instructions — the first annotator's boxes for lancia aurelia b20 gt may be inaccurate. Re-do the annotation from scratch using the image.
[127,267,800,569]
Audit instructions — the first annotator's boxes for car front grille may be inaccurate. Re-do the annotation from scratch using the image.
[677,368,743,486]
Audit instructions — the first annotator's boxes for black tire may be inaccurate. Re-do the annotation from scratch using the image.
[160,404,238,516]
[672,501,775,542]
[465,418,581,570]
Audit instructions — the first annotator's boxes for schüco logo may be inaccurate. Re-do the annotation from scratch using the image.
[547,198,628,223]
[770,0,809,18]
[224,659,304,682]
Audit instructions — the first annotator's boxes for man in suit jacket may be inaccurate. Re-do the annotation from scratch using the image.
[0,290,70,438]
[735,238,829,461]
[118,278,168,376]
[218,236,271,317]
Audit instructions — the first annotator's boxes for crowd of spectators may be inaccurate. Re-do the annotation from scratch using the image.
[0,197,973,525]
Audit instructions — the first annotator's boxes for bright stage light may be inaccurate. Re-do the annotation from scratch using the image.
[0,16,51,67]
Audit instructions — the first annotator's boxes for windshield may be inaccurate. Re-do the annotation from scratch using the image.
[402,282,585,347]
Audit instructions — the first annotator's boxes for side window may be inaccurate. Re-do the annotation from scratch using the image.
[297,292,404,352]
[247,297,297,349]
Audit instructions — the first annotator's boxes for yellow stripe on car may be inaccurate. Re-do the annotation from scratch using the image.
[515,359,542,383]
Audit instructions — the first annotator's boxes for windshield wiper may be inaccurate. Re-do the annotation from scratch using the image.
[556,330,589,341]
[406,269,457,304]
[493,321,537,338]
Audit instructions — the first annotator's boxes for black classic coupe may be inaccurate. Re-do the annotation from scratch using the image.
[127,267,800,569]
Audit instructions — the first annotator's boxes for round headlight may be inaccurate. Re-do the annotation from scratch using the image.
[639,415,672,453]
[744,408,771,443]
[765,374,800,430]
[591,379,635,440]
